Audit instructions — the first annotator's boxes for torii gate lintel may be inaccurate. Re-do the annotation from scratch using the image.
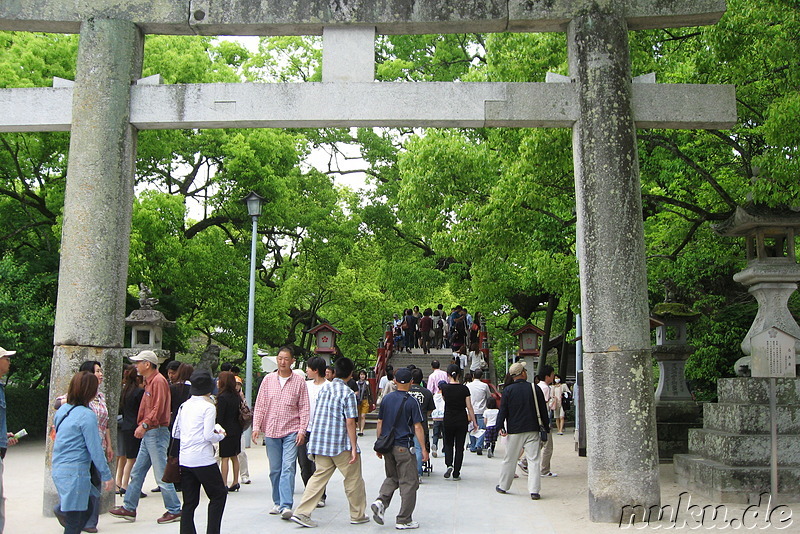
[0,0,736,524]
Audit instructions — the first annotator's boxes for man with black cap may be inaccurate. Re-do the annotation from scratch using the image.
[172,370,227,534]
[370,367,427,530]
[495,360,549,500]
[0,347,18,533]
[110,350,182,524]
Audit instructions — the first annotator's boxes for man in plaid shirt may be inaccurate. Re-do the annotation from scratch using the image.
[289,357,368,528]
[252,346,309,519]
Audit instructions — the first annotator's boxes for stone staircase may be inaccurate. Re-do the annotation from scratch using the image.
[674,377,800,503]
[377,347,455,390]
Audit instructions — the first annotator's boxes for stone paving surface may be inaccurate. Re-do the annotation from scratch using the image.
[5,428,798,533]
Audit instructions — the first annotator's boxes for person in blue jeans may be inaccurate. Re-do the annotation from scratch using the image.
[51,371,114,534]
[109,350,182,524]
[407,369,434,477]
[466,369,491,454]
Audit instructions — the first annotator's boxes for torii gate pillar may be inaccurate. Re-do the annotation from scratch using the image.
[568,6,660,521]
[45,19,143,514]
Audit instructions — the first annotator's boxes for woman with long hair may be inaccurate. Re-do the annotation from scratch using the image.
[52,371,114,534]
[440,364,477,481]
[116,364,144,496]
[216,371,244,491]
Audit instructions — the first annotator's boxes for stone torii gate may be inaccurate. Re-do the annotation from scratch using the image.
[0,0,736,522]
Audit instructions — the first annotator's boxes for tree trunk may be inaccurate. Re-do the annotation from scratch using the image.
[537,294,559,376]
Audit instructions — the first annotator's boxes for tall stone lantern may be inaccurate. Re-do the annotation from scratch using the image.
[675,205,800,502]
[651,301,702,461]
[714,205,800,363]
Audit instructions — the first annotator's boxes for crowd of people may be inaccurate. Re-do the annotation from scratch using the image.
[0,339,571,534]
[392,305,486,371]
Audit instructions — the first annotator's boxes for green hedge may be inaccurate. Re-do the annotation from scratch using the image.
[5,387,49,439]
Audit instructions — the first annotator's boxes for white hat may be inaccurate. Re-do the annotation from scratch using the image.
[0,347,16,357]
[130,350,158,366]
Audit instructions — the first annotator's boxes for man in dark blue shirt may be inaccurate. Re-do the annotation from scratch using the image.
[371,368,427,530]
[495,361,549,500]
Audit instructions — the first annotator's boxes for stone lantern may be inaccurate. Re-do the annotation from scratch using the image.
[713,205,800,364]
[675,205,800,502]
[512,323,546,367]
[123,283,175,364]
[651,301,702,461]
[307,323,343,365]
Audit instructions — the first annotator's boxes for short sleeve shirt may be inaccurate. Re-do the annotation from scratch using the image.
[441,383,471,426]
[377,390,423,448]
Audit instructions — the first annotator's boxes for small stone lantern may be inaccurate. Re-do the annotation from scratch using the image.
[512,323,546,366]
[123,284,175,363]
[651,301,702,461]
[651,302,699,402]
[307,323,343,365]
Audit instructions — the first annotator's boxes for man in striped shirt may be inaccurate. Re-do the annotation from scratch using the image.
[289,357,368,528]
[252,346,310,519]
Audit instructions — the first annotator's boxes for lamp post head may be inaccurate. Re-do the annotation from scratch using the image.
[242,191,265,218]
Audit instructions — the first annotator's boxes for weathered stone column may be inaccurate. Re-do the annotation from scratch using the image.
[45,18,143,515]
[567,3,660,522]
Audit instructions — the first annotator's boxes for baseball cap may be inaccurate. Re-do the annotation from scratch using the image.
[0,347,16,358]
[394,368,412,384]
[509,361,527,377]
[130,350,159,366]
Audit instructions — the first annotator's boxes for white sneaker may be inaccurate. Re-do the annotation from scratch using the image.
[281,508,294,520]
[316,498,326,508]
[269,505,282,515]
[371,500,385,525]
[396,521,420,529]
[543,472,558,477]
[351,516,370,524]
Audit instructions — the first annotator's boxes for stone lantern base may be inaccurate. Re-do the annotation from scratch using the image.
[674,377,800,503]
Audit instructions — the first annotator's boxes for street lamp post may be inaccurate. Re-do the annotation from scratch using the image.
[242,192,264,417]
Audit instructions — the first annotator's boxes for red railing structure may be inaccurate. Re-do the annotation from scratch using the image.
[373,322,394,398]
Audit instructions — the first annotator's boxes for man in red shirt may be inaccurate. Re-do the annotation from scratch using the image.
[110,350,182,524]
[252,346,310,520]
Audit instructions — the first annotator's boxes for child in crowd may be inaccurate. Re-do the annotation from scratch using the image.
[482,396,499,458]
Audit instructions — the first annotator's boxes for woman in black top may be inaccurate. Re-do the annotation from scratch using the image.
[169,363,193,428]
[440,364,477,481]
[116,364,144,495]
[216,371,243,491]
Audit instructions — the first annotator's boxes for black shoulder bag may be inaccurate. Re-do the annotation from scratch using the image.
[373,396,408,454]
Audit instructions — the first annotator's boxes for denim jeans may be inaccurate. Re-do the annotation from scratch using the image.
[264,433,298,510]
[412,436,423,476]
[123,426,182,514]
[468,414,485,451]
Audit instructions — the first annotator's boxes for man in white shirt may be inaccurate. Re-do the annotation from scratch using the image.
[537,365,557,477]
[297,357,329,508]
[466,369,491,455]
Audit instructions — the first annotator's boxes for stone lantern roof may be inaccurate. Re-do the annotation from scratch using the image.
[125,307,176,329]
[713,204,800,237]
[651,302,700,321]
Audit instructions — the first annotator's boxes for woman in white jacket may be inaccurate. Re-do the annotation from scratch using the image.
[172,370,227,534]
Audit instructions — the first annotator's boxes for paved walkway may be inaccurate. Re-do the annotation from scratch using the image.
[5,431,798,533]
